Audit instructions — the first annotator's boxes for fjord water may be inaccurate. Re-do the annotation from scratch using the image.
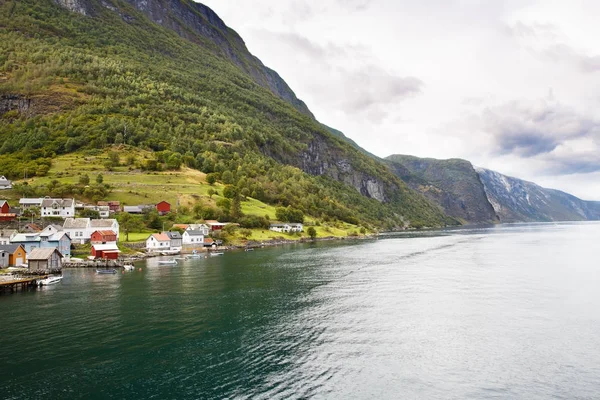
[2,223,600,399]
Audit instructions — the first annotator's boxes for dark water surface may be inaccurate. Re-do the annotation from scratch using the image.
[1,222,600,399]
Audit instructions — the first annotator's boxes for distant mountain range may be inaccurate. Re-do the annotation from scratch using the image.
[385,155,600,224]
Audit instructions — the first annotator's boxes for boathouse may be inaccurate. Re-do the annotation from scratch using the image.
[91,244,121,260]
[27,248,62,271]
[156,201,171,215]
[90,230,117,244]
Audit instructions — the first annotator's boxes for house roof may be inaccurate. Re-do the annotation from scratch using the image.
[41,198,74,208]
[151,233,170,242]
[0,176,11,185]
[0,200,8,207]
[24,223,42,232]
[0,229,17,237]
[172,224,189,230]
[11,233,41,243]
[93,230,116,236]
[90,219,117,228]
[0,244,25,253]
[19,198,43,205]
[156,201,170,206]
[92,244,120,251]
[164,231,182,239]
[204,238,214,244]
[63,218,90,229]
[186,230,204,236]
[28,247,62,260]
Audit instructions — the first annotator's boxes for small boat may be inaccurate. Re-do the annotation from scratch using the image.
[96,269,117,274]
[123,264,135,271]
[244,248,254,252]
[209,252,224,257]
[185,250,202,259]
[7,266,26,271]
[160,250,180,256]
[158,260,178,265]
[38,276,63,286]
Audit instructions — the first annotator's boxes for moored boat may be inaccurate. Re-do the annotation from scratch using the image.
[158,260,178,265]
[209,252,224,257]
[96,269,117,274]
[123,264,135,271]
[38,276,63,286]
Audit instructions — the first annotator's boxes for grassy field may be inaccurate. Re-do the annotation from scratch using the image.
[3,149,369,239]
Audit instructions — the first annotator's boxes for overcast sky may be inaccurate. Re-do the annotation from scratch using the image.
[201,0,600,200]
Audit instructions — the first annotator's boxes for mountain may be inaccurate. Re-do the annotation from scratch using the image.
[0,0,454,229]
[386,155,498,224]
[476,168,600,222]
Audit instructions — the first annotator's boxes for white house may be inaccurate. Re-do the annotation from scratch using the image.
[0,176,12,190]
[146,233,171,252]
[269,223,304,233]
[182,230,204,245]
[19,198,44,209]
[41,198,75,218]
[0,229,17,245]
[63,218,119,244]
[83,205,110,218]
[186,224,210,236]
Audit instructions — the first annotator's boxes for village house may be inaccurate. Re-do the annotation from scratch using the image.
[90,230,117,245]
[156,201,171,215]
[0,229,17,245]
[203,238,222,248]
[41,198,75,218]
[0,244,26,267]
[83,205,110,218]
[0,249,8,268]
[97,201,121,213]
[10,227,71,257]
[187,224,210,236]
[123,205,151,214]
[91,243,121,260]
[63,218,90,244]
[0,200,9,214]
[205,220,231,231]
[0,176,12,190]
[27,248,62,271]
[164,231,182,251]
[182,230,204,245]
[23,223,42,233]
[63,218,120,244]
[146,233,171,252]
[269,223,304,233]
[19,198,43,210]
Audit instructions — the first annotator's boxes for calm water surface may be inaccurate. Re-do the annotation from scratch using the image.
[1,222,600,399]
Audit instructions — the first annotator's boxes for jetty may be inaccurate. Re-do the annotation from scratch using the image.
[0,275,47,292]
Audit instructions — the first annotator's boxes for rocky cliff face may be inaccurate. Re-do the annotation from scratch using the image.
[476,168,600,222]
[0,95,34,116]
[386,155,498,223]
[53,0,313,118]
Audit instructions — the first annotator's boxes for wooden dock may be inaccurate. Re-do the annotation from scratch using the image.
[0,276,47,292]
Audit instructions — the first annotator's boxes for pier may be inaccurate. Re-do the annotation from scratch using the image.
[0,275,47,292]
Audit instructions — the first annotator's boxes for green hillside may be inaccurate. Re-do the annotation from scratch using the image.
[0,0,456,229]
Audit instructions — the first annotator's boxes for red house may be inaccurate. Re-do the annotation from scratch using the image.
[91,244,121,260]
[90,230,117,244]
[0,200,15,222]
[0,200,9,214]
[156,201,171,215]
[98,201,121,213]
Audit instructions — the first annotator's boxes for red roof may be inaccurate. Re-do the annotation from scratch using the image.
[152,233,170,242]
[95,230,116,236]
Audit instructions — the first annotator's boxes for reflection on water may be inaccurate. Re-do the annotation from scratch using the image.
[1,222,600,399]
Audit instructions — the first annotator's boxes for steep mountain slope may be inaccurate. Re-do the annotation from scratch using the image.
[386,155,498,223]
[0,0,454,229]
[476,168,600,222]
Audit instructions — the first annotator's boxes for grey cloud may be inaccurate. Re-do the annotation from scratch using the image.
[482,100,600,173]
